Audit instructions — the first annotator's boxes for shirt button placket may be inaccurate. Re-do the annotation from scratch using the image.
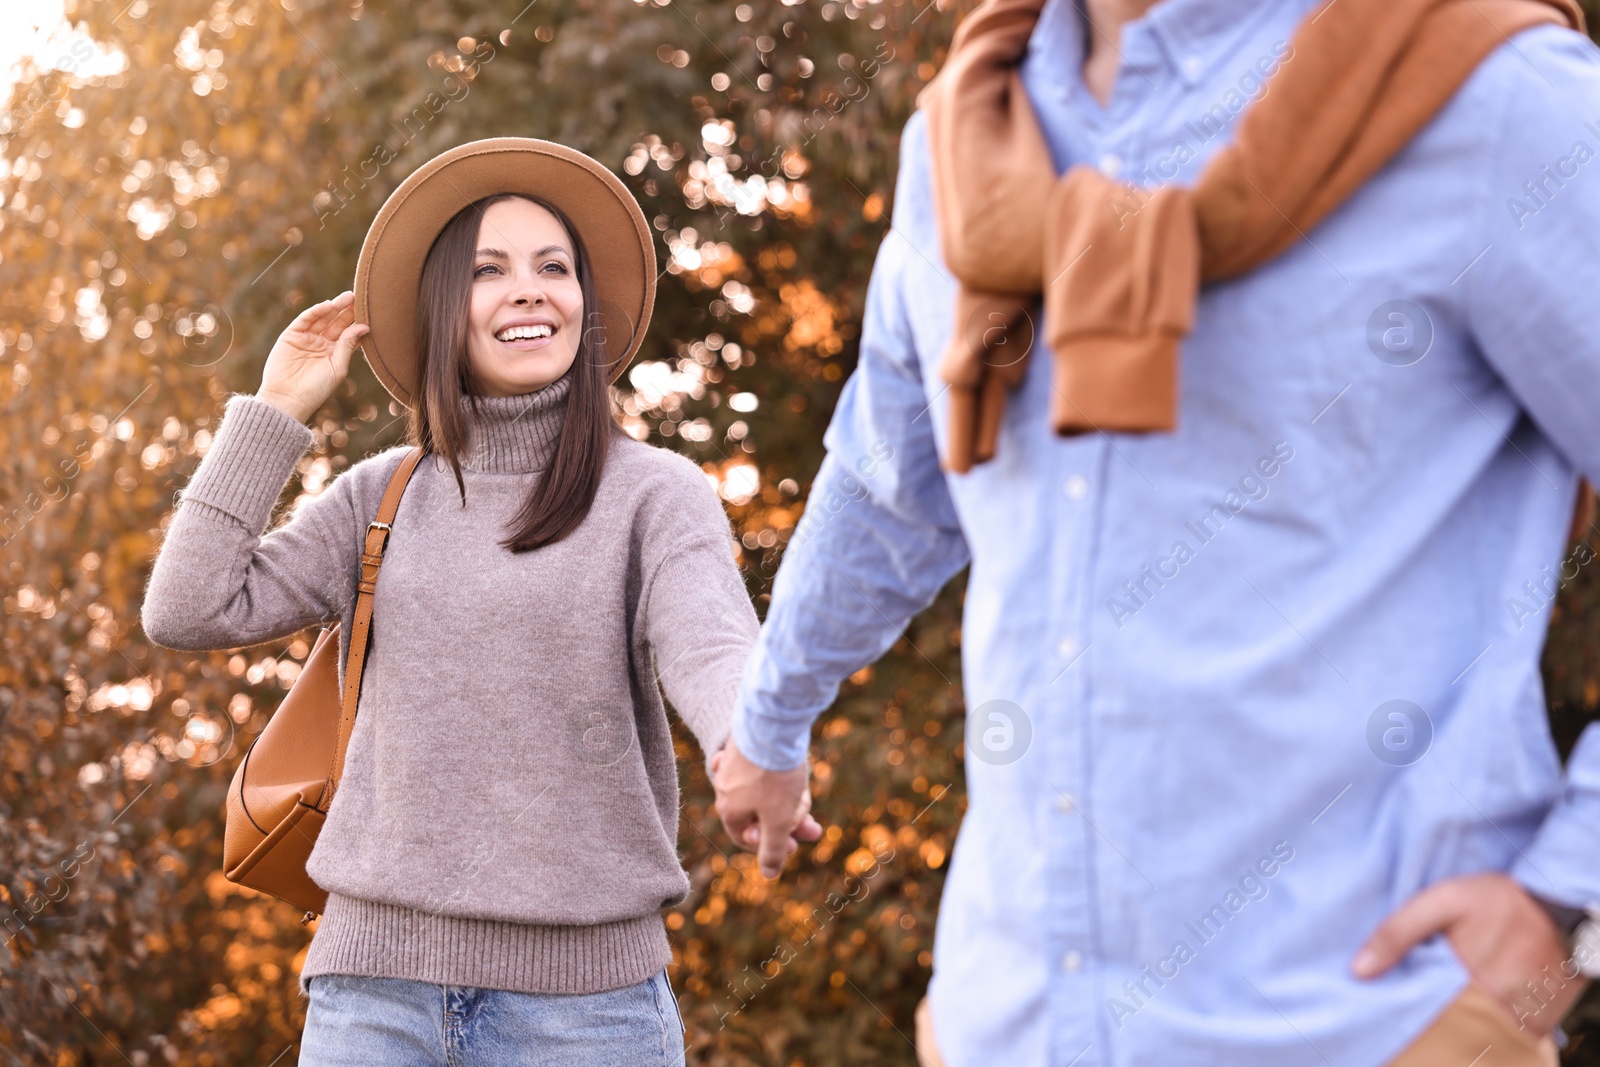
[1046,461,1094,1064]
[1056,441,1111,1058]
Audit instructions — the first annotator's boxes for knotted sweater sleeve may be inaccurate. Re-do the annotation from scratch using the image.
[140,394,363,652]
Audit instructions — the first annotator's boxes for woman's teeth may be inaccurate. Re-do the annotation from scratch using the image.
[496,324,553,341]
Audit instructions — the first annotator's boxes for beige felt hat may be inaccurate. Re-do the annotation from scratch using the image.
[352,136,656,409]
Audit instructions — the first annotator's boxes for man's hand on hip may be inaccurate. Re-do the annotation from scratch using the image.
[1351,871,1588,1034]
[711,738,822,879]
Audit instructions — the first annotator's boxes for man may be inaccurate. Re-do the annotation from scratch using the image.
[713,0,1600,1063]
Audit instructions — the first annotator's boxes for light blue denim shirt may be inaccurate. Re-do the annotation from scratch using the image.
[732,0,1600,1063]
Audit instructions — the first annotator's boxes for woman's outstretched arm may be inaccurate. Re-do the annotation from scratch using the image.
[636,461,761,780]
[632,450,824,868]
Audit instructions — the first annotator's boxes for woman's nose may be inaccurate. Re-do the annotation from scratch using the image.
[510,269,547,306]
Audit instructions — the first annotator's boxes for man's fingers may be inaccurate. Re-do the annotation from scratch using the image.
[756,817,791,878]
[1353,882,1464,978]
[711,738,816,876]
[738,818,818,853]
[722,809,758,850]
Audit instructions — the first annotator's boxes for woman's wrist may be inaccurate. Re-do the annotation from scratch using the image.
[255,388,314,425]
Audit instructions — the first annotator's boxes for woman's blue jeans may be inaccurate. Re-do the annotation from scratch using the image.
[298,969,687,1066]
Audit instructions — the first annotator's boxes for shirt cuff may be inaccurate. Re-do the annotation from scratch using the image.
[730,697,810,773]
[182,394,315,529]
[1510,722,1600,911]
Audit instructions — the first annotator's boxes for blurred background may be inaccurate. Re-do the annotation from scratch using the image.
[1,0,1598,1063]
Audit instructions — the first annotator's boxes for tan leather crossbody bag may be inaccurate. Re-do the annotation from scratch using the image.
[220,446,427,919]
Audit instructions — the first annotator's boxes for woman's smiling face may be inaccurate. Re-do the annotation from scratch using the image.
[465,196,584,396]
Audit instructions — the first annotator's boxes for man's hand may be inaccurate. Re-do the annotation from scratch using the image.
[711,738,823,878]
[1351,872,1588,1035]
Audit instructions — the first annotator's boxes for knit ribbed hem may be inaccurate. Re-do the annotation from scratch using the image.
[297,892,672,998]
[183,394,314,528]
[702,726,731,781]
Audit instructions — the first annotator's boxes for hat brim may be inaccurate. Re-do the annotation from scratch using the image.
[353,137,656,409]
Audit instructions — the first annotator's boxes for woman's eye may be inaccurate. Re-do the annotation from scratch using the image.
[474,262,566,278]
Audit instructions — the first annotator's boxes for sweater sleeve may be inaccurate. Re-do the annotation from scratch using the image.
[140,393,363,652]
[637,457,760,780]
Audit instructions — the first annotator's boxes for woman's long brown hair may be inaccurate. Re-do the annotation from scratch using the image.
[407,192,624,552]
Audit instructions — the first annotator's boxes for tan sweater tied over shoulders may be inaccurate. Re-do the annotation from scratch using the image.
[919,0,1584,472]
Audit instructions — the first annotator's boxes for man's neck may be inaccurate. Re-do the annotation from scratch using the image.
[1082,0,1162,105]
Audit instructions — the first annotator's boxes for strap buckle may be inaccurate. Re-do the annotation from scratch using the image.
[366,520,392,550]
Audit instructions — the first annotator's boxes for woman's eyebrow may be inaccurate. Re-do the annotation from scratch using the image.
[475,245,570,260]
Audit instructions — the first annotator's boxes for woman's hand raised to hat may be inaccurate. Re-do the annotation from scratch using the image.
[256,290,370,424]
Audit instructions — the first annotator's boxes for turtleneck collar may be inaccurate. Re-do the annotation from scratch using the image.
[454,373,573,475]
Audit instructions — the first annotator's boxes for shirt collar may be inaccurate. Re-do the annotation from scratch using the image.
[1029,0,1298,91]
[1146,0,1289,85]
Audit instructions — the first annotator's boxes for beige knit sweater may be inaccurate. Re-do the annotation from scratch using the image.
[141,372,758,995]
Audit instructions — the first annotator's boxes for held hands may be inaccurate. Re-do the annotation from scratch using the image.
[711,738,823,879]
[257,290,370,425]
[1352,871,1588,1035]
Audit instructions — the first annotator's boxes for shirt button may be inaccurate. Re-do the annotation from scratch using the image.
[1097,153,1122,178]
[1063,475,1088,500]
[1056,792,1077,813]
[1056,636,1079,658]
[1061,950,1084,973]
[1182,55,1204,78]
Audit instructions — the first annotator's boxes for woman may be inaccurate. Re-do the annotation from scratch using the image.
[141,138,819,1065]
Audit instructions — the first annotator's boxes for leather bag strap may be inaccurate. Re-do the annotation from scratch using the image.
[321,445,428,808]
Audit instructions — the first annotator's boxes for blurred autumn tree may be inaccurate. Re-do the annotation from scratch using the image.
[1,0,1598,1064]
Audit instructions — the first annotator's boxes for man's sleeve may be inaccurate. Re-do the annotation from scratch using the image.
[731,111,973,772]
[1465,25,1600,911]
